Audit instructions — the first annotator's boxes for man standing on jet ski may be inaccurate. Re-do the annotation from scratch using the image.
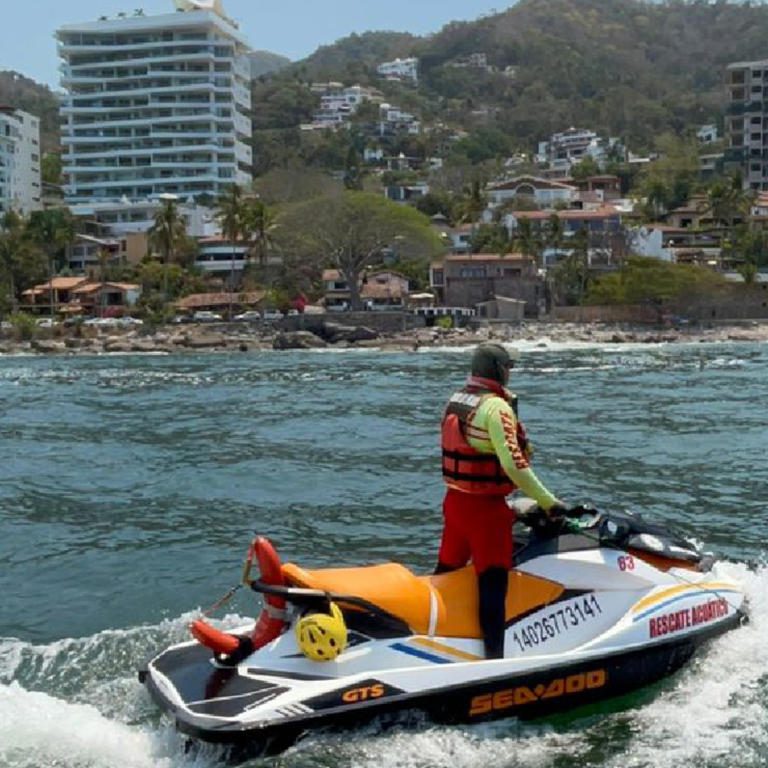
[438,342,567,659]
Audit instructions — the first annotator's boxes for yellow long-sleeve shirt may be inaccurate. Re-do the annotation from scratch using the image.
[464,394,558,511]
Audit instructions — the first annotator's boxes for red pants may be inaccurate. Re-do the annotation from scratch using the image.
[437,488,515,574]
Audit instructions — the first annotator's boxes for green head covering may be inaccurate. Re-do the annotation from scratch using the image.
[470,343,519,383]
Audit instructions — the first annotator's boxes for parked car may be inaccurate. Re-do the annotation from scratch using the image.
[233,310,262,322]
[35,318,55,328]
[262,309,284,320]
[192,310,223,322]
[118,316,144,327]
[83,317,118,327]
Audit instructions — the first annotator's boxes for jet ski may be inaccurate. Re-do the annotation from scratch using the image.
[139,503,747,760]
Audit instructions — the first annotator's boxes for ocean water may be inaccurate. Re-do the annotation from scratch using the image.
[1,339,766,768]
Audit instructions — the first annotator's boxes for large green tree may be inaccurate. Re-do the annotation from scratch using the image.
[585,256,728,306]
[636,134,701,220]
[0,211,46,315]
[26,208,75,314]
[276,191,444,309]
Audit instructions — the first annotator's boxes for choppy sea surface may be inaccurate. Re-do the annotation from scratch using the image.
[1,339,767,768]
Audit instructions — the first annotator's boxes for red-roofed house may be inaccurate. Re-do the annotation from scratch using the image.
[21,277,89,314]
[69,281,142,316]
[486,176,577,207]
[322,269,410,311]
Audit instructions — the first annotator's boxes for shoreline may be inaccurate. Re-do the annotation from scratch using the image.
[1,319,767,357]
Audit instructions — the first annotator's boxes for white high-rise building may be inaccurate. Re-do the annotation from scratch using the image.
[0,106,42,216]
[57,1,253,204]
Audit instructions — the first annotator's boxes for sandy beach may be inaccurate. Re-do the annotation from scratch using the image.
[1,317,767,356]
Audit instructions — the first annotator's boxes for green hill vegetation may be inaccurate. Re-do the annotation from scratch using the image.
[253,0,768,166]
[249,50,291,78]
[298,31,418,82]
[0,71,60,153]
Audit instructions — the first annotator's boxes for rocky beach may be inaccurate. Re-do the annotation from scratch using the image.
[1,317,767,357]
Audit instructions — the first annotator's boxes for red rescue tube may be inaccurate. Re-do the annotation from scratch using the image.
[189,618,240,654]
[189,536,288,657]
[250,536,288,649]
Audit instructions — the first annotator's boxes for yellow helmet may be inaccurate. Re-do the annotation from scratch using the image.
[295,602,347,662]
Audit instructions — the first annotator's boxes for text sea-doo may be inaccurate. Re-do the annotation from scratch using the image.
[139,504,746,759]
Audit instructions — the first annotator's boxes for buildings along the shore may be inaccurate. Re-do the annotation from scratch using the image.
[0,106,42,216]
[56,2,253,205]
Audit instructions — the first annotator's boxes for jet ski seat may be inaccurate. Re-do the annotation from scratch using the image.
[282,562,563,639]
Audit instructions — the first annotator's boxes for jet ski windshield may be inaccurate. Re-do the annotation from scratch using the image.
[516,506,707,567]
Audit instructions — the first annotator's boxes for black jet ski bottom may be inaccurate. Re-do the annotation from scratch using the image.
[140,612,742,761]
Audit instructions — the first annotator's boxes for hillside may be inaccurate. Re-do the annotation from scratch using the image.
[414,0,767,147]
[249,50,291,78]
[299,31,419,82]
[0,71,60,152]
[262,0,768,152]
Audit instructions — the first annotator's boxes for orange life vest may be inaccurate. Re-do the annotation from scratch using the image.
[441,377,521,496]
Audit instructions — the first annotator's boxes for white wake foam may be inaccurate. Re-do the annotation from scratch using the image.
[0,681,177,768]
[601,562,768,768]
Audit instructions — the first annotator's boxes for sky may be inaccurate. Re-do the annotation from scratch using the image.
[0,0,511,90]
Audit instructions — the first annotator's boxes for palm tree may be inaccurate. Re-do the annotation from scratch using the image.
[26,208,75,316]
[216,184,248,317]
[148,197,186,303]
[544,213,563,268]
[97,247,111,318]
[515,216,541,267]
[708,175,751,228]
[641,178,671,222]
[242,198,277,272]
[0,211,24,313]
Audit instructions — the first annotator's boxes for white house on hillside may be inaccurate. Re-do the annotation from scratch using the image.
[486,176,577,208]
[377,57,418,84]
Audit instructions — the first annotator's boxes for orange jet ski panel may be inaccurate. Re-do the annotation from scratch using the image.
[426,567,564,638]
[282,562,564,639]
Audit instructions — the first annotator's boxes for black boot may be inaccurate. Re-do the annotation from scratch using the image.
[478,567,508,659]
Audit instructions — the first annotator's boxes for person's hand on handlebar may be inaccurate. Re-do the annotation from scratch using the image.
[545,501,569,519]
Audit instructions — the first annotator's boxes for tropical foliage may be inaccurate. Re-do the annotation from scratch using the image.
[274,191,444,308]
[585,256,729,306]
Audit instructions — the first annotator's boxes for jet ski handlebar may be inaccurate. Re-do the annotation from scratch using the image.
[248,578,402,622]
[517,504,600,538]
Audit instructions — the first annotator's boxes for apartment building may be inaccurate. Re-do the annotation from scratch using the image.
[376,57,419,84]
[57,2,253,204]
[0,106,42,216]
[725,59,768,191]
[309,85,379,129]
[536,128,624,177]
[378,103,421,136]
[66,198,214,271]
